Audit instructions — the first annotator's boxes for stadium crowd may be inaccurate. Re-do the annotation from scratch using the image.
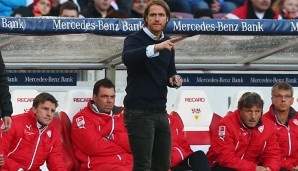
[1,0,297,19]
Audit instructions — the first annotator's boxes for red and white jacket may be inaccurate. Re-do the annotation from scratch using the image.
[1,109,66,171]
[263,105,298,170]
[71,101,132,171]
[168,114,193,167]
[207,110,282,171]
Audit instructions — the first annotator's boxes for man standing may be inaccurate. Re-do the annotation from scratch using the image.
[1,92,66,171]
[71,78,132,171]
[263,81,298,171]
[0,51,13,168]
[122,0,183,170]
[0,52,12,133]
[207,92,282,171]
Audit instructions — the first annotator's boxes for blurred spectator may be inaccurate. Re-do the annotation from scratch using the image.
[0,0,27,16]
[166,0,192,13]
[130,0,148,18]
[11,0,53,17]
[272,0,298,18]
[193,8,214,18]
[59,1,79,17]
[117,0,133,15]
[106,9,129,18]
[224,0,282,19]
[166,0,236,14]
[82,0,114,18]
[192,0,237,14]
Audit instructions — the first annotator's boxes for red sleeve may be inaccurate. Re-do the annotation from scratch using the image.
[71,114,125,156]
[260,123,282,171]
[175,116,192,155]
[2,122,26,170]
[210,123,257,171]
[46,131,67,171]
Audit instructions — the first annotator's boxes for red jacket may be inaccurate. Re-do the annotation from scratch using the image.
[207,110,282,171]
[1,109,66,171]
[225,1,281,19]
[71,101,132,171]
[168,114,193,167]
[263,105,298,170]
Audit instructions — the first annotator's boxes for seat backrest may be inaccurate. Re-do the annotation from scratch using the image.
[10,89,39,115]
[57,112,80,171]
[292,89,298,111]
[228,90,264,113]
[62,89,93,123]
[172,89,214,131]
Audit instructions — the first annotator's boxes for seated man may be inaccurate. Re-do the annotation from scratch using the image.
[168,113,211,171]
[263,81,298,171]
[207,92,283,171]
[1,92,66,171]
[71,78,132,171]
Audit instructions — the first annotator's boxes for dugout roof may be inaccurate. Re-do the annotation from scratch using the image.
[1,17,298,71]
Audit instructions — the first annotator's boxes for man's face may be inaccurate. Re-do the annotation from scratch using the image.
[93,87,115,114]
[251,0,271,12]
[36,0,52,15]
[133,0,148,16]
[93,0,112,11]
[271,89,293,113]
[240,105,262,128]
[145,4,168,36]
[60,9,79,17]
[33,101,56,126]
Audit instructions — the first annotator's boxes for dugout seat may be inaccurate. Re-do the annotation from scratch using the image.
[291,89,298,111]
[171,89,221,153]
[228,89,264,113]
[10,89,39,115]
[56,89,93,171]
[60,89,93,123]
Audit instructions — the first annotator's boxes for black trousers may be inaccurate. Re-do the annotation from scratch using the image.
[171,150,211,171]
[212,165,288,171]
[124,108,171,171]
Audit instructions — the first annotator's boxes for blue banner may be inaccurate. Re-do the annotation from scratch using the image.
[7,73,77,86]
[1,17,298,35]
[180,73,298,87]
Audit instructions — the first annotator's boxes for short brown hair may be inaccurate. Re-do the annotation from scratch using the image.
[33,92,58,108]
[143,0,170,27]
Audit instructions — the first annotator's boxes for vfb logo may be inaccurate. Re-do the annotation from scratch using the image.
[191,108,201,120]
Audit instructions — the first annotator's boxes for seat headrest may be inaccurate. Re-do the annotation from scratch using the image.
[62,89,93,123]
[11,89,39,115]
[172,90,213,128]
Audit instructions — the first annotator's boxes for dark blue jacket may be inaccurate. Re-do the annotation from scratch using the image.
[122,29,177,110]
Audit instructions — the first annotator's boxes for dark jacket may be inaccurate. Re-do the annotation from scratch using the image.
[122,29,177,110]
[0,51,12,118]
[11,4,34,17]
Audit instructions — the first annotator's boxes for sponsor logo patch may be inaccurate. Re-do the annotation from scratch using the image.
[76,116,86,129]
[218,126,226,137]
